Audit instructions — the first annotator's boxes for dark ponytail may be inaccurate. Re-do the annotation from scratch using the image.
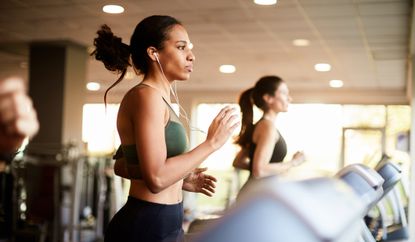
[235,88,255,148]
[91,24,131,105]
[235,75,284,148]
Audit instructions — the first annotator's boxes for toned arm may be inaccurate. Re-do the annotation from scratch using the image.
[251,120,293,178]
[122,87,239,193]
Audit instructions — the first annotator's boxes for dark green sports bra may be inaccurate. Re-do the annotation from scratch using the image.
[113,92,189,179]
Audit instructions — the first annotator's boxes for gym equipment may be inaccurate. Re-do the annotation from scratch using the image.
[192,176,365,242]
[373,160,408,241]
[336,164,384,242]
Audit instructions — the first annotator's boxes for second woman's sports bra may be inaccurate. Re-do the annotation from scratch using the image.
[248,122,287,174]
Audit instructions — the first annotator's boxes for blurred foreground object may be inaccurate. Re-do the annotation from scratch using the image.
[192,176,365,242]
[0,76,38,156]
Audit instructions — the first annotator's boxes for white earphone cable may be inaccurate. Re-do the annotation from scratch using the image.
[155,56,206,134]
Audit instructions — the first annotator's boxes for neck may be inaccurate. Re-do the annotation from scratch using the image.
[263,111,278,122]
[142,75,172,101]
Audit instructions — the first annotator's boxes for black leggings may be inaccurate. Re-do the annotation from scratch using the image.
[105,196,184,242]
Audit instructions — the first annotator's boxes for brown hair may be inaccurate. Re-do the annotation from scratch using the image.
[91,15,182,105]
[235,75,284,148]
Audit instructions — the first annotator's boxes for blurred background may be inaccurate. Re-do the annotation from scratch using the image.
[0,0,413,241]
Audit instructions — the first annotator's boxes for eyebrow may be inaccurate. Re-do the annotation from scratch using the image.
[176,40,188,45]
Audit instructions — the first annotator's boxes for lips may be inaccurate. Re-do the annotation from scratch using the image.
[185,65,193,72]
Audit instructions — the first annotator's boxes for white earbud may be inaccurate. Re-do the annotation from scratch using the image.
[151,50,206,134]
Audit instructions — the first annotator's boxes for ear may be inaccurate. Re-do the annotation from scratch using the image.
[263,94,274,106]
[146,47,158,61]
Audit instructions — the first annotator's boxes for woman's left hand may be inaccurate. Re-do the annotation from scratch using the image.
[183,167,217,196]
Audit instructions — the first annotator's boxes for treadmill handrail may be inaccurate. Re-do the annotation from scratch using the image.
[336,164,384,189]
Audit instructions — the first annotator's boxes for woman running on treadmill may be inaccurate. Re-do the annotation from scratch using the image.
[233,76,305,191]
[92,15,239,242]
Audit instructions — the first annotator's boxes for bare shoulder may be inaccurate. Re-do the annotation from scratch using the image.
[256,119,276,133]
[122,85,165,114]
[127,85,162,104]
[254,119,278,142]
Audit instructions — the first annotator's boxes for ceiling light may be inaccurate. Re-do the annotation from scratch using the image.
[102,5,124,14]
[254,0,277,5]
[292,39,310,47]
[219,65,236,74]
[329,80,343,88]
[314,63,331,72]
[86,82,101,91]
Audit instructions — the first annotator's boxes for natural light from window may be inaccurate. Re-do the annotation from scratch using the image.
[82,104,120,155]
[192,103,410,212]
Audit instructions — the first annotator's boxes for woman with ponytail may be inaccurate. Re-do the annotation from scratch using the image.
[233,76,305,190]
[92,15,239,242]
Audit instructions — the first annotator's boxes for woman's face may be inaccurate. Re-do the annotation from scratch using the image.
[157,24,195,81]
[270,82,292,113]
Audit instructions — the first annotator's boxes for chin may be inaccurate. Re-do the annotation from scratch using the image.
[179,74,191,80]
[171,75,188,81]
[175,77,189,81]
[281,107,289,112]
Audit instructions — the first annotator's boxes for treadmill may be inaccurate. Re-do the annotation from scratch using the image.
[336,163,385,242]
[191,176,366,242]
[372,160,408,241]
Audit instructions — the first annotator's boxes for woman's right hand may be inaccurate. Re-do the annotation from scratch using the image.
[206,106,240,150]
[291,151,306,166]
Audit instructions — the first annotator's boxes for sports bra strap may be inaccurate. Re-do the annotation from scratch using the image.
[138,83,181,123]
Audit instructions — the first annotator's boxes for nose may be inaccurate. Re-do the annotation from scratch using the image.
[188,50,195,62]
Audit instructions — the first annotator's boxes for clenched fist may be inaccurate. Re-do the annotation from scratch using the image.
[0,76,39,153]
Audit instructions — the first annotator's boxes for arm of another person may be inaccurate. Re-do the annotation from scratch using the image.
[131,88,239,193]
[0,77,39,155]
[232,147,250,170]
[251,121,297,178]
